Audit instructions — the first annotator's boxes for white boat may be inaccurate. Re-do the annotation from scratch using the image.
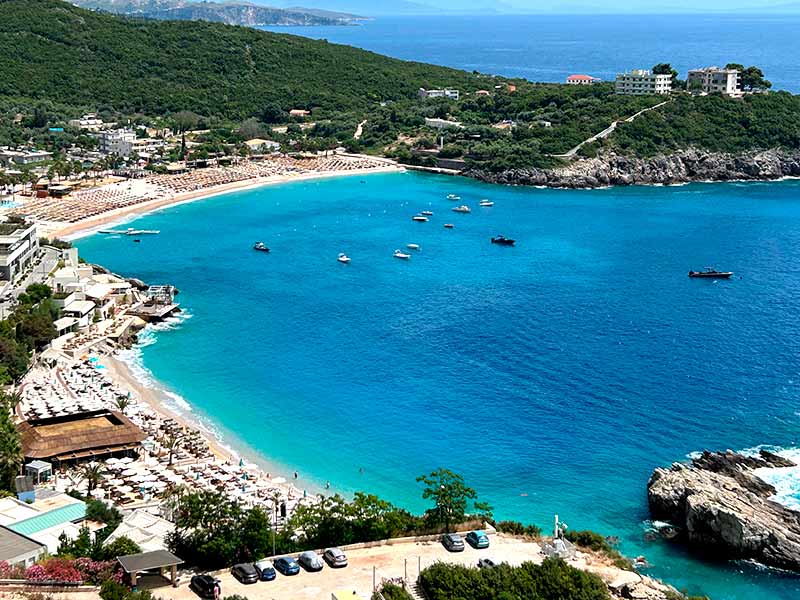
[447,194,461,200]
[337,253,351,264]
[479,200,494,207]
[412,215,429,222]
[393,249,411,260]
[407,243,420,251]
[452,205,471,213]
[421,210,433,216]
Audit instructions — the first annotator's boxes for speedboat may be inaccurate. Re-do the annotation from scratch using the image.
[253,242,270,252]
[412,215,429,222]
[491,235,515,246]
[444,223,454,229]
[688,268,733,279]
[452,205,471,213]
[421,210,433,216]
[407,243,420,251]
[338,253,351,264]
[447,194,461,200]
[393,249,411,260]
[479,200,494,207]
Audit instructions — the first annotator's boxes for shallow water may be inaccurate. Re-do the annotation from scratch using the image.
[78,172,800,599]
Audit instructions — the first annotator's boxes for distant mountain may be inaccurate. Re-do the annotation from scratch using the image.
[71,0,363,25]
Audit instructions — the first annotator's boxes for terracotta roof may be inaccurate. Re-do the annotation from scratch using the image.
[19,411,146,461]
[567,74,597,80]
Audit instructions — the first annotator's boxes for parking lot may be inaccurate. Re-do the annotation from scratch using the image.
[165,534,545,600]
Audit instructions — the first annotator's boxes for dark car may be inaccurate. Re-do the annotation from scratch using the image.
[273,556,301,576]
[466,530,490,549]
[254,560,277,581]
[189,575,220,599]
[441,533,465,552]
[478,558,496,569]
[231,563,259,584]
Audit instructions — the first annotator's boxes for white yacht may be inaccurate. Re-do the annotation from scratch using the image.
[338,253,351,264]
[421,210,433,216]
[407,243,420,251]
[447,194,461,200]
[479,200,494,207]
[452,205,471,213]
[412,215,429,222]
[393,249,411,260]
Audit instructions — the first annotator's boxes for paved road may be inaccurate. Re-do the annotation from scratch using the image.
[554,100,671,158]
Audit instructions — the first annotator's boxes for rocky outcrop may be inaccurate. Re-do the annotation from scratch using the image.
[467,148,800,189]
[648,449,800,572]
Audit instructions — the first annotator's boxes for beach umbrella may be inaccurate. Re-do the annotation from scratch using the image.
[121,468,138,477]
[130,474,148,483]
[118,485,134,493]
[119,457,134,464]
[140,481,155,489]
[108,479,124,487]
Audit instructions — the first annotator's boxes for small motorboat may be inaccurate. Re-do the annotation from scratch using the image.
[447,194,461,200]
[479,200,494,207]
[393,249,411,260]
[491,235,515,246]
[444,223,454,229]
[452,205,471,213]
[688,268,733,279]
[337,253,351,264]
[421,210,433,216]
[133,239,141,243]
[253,242,270,252]
[407,243,420,251]
[412,215,429,222]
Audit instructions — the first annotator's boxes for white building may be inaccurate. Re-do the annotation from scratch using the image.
[419,88,460,101]
[67,114,106,131]
[687,66,742,97]
[615,69,673,95]
[98,129,137,156]
[243,138,281,153]
[0,221,39,282]
[425,117,463,130]
[0,148,53,168]
[566,74,600,85]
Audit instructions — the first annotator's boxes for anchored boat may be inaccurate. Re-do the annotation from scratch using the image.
[393,249,411,260]
[491,235,515,246]
[452,205,471,213]
[688,268,733,279]
[253,242,270,253]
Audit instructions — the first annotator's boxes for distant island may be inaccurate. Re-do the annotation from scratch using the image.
[71,0,365,26]
[1,0,799,190]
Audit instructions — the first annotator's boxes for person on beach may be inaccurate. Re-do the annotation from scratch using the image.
[293,470,298,480]
[325,480,330,490]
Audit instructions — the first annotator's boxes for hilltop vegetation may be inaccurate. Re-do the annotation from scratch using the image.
[0,0,482,119]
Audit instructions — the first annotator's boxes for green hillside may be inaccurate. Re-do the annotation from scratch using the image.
[0,0,482,119]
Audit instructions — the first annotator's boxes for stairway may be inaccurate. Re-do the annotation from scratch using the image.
[406,580,427,600]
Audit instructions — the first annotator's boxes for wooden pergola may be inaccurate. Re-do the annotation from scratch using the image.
[117,550,183,590]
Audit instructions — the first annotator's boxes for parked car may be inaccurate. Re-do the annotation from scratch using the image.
[466,530,490,549]
[273,556,301,576]
[477,558,496,569]
[230,563,259,584]
[189,575,220,598]
[298,550,325,571]
[254,559,277,581]
[441,533,465,552]
[323,547,348,568]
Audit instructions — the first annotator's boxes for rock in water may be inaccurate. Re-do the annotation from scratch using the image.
[648,450,800,572]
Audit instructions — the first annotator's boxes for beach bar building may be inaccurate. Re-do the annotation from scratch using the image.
[19,410,147,465]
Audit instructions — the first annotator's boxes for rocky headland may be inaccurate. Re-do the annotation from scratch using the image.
[648,449,800,572]
[467,148,800,189]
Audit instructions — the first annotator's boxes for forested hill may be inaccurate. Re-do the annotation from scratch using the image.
[0,0,481,119]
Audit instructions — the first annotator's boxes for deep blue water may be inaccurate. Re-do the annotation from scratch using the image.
[78,173,800,599]
[262,14,800,92]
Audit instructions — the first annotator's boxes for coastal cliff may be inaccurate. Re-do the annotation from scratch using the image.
[648,450,800,572]
[466,148,800,189]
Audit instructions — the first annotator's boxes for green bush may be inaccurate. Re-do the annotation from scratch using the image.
[494,520,542,538]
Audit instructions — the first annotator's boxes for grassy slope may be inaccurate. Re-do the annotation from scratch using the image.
[0,0,482,119]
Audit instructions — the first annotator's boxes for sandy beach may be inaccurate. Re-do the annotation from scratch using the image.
[55,161,402,241]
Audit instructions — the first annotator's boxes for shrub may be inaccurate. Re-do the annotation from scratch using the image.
[494,520,542,538]
[376,582,413,600]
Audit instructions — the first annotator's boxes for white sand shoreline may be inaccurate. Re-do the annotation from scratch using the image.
[59,164,403,242]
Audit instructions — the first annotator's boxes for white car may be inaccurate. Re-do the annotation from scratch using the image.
[324,547,348,568]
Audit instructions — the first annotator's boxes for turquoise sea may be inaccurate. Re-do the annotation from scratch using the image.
[77,172,800,599]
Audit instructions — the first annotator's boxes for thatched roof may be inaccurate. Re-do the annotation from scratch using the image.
[19,410,146,461]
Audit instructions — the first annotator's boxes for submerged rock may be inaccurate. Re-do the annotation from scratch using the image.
[467,148,800,189]
[647,450,800,572]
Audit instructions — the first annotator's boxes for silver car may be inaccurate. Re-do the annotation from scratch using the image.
[298,550,324,571]
[324,547,348,568]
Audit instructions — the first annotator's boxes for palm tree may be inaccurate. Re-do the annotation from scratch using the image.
[80,462,104,496]
[164,431,183,466]
[115,396,131,414]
